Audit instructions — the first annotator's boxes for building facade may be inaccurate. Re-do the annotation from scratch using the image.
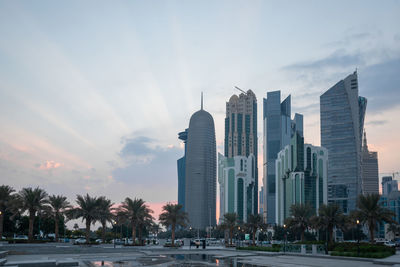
[320,71,367,213]
[378,191,400,240]
[224,90,258,216]
[185,98,216,229]
[218,153,256,223]
[177,129,188,211]
[382,176,398,196]
[275,133,328,225]
[263,91,303,224]
[361,131,379,195]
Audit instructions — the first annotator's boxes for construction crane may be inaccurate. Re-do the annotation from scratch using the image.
[381,171,400,179]
[234,86,246,94]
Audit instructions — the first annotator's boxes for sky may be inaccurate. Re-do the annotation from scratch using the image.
[0,0,399,226]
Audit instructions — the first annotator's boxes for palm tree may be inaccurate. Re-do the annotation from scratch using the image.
[317,203,345,244]
[0,185,16,239]
[67,194,100,243]
[97,196,114,243]
[47,195,71,242]
[357,193,395,243]
[121,197,147,244]
[158,203,188,246]
[245,214,263,246]
[137,206,154,245]
[19,187,48,242]
[221,213,237,246]
[285,204,313,242]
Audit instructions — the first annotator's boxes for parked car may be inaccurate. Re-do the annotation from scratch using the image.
[95,239,103,244]
[384,241,396,247]
[14,235,28,240]
[74,238,86,244]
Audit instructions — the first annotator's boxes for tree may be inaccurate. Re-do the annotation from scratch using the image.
[121,197,148,244]
[357,193,395,243]
[0,185,15,239]
[67,194,100,243]
[46,195,71,242]
[97,196,114,243]
[245,214,263,246]
[19,187,48,241]
[220,213,237,246]
[158,203,188,246]
[137,206,154,245]
[316,203,345,244]
[285,204,313,242]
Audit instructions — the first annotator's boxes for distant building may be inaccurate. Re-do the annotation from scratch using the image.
[382,176,398,196]
[218,153,256,223]
[259,186,264,215]
[275,133,328,225]
[320,71,367,213]
[361,131,379,195]
[225,89,258,216]
[185,95,216,229]
[177,129,188,211]
[378,191,400,240]
[263,91,303,224]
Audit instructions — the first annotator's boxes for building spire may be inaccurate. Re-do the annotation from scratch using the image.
[363,129,368,151]
[201,92,203,110]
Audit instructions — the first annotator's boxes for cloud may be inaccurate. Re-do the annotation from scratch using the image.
[38,160,63,170]
[112,136,182,201]
[366,120,388,126]
[360,58,400,113]
[283,49,364,71]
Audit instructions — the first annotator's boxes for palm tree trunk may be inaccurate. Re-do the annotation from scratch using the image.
[55,217,59,242]
[0,212,4,240]
[102,221,106,243]
[328,226,333,244]
[171,223,175,246]
[301,228,305,242]
[252,231,256,246]
[139,227,143,245]
[85,219,91,243]
[132,224,136,245]
[28,211,35,242]
[369,222,375,243]
[229,228,233,245]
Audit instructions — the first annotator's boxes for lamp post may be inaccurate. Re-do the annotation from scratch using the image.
[356,219,360,257]
[283,224,287,254]
[113,221,117,249]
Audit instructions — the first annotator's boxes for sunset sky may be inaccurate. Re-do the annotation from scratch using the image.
[0,0,399,224]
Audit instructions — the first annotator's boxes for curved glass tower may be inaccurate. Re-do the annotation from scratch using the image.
[185,97,216,229]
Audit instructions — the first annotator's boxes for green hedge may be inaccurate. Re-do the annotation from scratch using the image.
[237,245,281,252]
[331,251,394,259]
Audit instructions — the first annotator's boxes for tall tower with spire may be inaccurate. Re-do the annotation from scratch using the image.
[361,130,379,194]
[183,93,216,229]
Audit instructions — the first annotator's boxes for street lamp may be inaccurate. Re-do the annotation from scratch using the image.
[283,224,287,254]
[113,220,117,248]
[356,219,360,256]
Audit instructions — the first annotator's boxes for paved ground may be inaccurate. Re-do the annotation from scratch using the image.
[1,243,400,267]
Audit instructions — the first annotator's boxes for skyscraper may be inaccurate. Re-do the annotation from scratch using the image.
[382,176,398,196]
[275,133,328,225]
[177,129,188,211]
[185,95,216,229]
[263,91,303,224]
[320,71,367,213]
[224,89,258,217]
[361,131,379,195]
[218,153,256,223]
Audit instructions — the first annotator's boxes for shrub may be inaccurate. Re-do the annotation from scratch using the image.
[237,246,281,252]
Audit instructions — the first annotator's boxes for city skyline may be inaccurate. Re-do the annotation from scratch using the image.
[0,1,400,221]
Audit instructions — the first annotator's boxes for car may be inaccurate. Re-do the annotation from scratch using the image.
[95,239,103,244]
[14,235,28,240]
[74,238,86,244]
[384,241,396,247]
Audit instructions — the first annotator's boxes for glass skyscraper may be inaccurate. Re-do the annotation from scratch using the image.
[185,98,216,229]
[320,71,367,213]
[224,90,258,217]
[177,129,188,211]
[263,91,303,224]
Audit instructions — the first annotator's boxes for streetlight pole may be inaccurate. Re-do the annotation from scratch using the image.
[356,219,360,257]
[283,224,287,254]
[113,221,116,249]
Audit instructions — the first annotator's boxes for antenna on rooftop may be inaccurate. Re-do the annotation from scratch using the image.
[235,86,246,94]
[201,92,203,110]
